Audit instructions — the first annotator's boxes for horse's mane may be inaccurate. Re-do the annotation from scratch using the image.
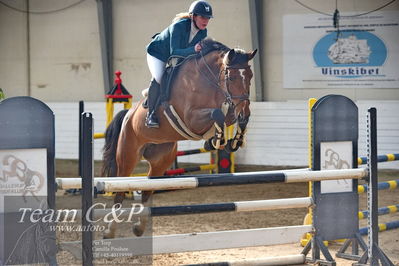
[198,38,250,66]
[198,38,230,57]
[175,38,250,68]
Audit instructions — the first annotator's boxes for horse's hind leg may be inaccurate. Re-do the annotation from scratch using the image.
[132,142,177,236]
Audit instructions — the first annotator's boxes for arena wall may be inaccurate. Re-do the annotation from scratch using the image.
[47,100,399,169]
[1,0,398,102]
[0,0,254,101]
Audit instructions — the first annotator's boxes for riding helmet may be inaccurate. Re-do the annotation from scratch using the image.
[189,1,213,18]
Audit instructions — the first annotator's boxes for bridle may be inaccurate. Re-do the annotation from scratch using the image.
[223,65,251,106]
[196,51,251,110]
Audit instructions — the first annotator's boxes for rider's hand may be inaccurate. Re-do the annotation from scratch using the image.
[195,42,202,52]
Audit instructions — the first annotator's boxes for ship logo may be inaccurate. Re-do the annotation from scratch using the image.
[328,35,371,64]
[313,31,387,78]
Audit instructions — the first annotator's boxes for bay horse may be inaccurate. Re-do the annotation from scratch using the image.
[101,38,257,238]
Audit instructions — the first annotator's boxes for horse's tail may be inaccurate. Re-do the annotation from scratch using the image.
[101,109,129,177]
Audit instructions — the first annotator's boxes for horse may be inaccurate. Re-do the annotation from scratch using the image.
[101,38,257,238]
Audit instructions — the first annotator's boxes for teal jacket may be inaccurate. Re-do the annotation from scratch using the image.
[147,18,207,63]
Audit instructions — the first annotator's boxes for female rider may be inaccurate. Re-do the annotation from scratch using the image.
[145,1,213,128]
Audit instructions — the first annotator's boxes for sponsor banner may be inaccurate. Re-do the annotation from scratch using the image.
[283,11,399,88]
[320,141,353,193]
[0,149,47,212]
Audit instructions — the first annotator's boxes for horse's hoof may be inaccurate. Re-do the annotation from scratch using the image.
[133,225,144,237]
[225,140,240,153]
[204,139,213,151]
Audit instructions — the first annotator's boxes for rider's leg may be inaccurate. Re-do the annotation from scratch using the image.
[145,79,160,128]
[146,53,165,128]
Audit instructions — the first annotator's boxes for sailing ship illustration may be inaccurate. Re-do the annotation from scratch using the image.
[328,35,371,64]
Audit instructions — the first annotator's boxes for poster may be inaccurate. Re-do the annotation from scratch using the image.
[283,11,399,88]
[320,141,353,193]
[0,148,47,211]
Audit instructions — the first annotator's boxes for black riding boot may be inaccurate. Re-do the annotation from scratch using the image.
[145,79,160,128]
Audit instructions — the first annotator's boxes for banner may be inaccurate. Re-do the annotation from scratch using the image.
[0,148,47,211]
[283,11,399,88]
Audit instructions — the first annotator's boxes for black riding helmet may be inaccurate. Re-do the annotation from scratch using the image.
[189,1,213,18]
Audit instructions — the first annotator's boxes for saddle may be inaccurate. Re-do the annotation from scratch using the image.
[142,57,183,108]
[161,57,183,103]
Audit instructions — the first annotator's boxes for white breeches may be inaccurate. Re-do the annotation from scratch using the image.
[147,53,166,84]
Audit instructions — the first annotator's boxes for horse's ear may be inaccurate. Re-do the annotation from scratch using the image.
[248,49,257,61]
[227,49,236,64]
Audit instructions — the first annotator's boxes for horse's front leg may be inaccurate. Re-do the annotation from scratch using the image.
[103,130,143,239]
[225,113,249,153]
[132,142,177,237]
[132,191,152,237]
[208,109,227,150]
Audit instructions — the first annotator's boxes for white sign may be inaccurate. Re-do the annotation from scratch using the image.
[283,11,399,88]
[0,149,47,211]
[320,142,353,193]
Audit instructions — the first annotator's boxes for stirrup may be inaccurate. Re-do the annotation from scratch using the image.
[145,113,159,128]
[142,98,148,109]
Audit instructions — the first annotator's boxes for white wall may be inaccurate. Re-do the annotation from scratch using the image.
[48,100,399,170]
[3,0,397,104]
[47,101,124,161]
[0,0,104,100]
[0,0,29,97]
[1,0,255,102]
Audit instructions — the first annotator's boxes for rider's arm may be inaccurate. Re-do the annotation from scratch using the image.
[169,20,207,57]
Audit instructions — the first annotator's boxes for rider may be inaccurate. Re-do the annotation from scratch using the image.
[145,0,213,128]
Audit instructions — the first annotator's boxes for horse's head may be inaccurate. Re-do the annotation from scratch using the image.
[221,48,257,124]
[195,39,257,125]
[190,38,257,127]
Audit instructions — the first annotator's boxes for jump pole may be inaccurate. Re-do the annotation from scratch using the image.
[94,168,367,193]
[358,153,399,165]
[56,168,312,190]
[358,179,399,193]
[61,200,399,222]
[184,254,307,266]
[59,197,313,220]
